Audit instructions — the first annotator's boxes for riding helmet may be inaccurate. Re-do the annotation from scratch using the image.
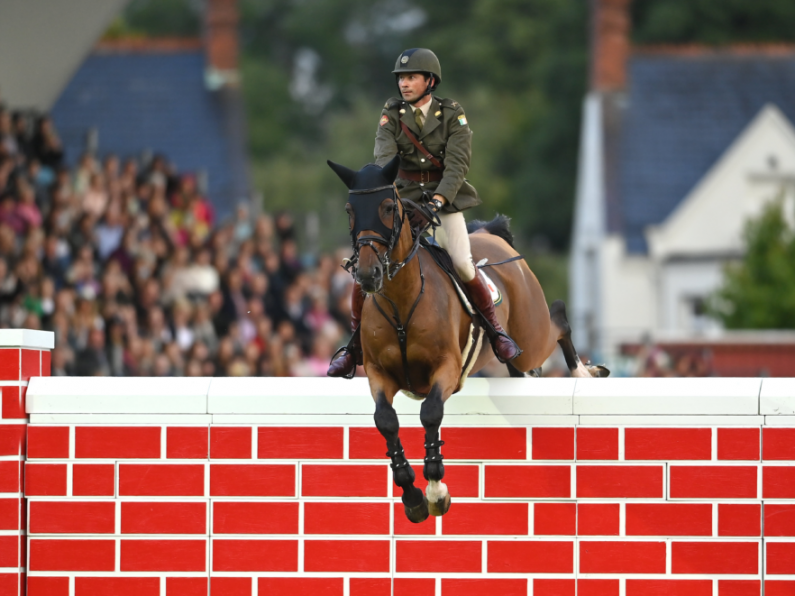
[392,48,442,88]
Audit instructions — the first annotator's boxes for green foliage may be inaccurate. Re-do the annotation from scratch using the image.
[238,0,587,250]
[709,199,795,329]
[120,0,795,257]
[123,0,201,37]
[633,0,795,45]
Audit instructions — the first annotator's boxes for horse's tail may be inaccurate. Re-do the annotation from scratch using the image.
[466,214,514,248]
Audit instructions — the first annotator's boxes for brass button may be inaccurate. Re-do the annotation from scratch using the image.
[420,158,426,163]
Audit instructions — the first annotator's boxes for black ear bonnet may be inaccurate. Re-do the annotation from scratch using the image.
[328,156,402,242]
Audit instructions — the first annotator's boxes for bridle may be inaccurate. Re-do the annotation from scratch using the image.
[344,184,438,394]
[345,184,426,281]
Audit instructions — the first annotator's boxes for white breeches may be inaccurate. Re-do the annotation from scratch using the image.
[435,211,477,282]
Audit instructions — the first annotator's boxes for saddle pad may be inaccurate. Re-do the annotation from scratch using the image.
[481,270,503,306]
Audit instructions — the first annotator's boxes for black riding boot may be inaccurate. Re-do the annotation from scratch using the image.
[327,284,365,378]
[463,271,522,363]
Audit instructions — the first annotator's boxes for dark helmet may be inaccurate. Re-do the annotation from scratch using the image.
[392,48,442,87]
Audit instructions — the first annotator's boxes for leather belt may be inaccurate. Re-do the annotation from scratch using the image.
[398,169,443,184]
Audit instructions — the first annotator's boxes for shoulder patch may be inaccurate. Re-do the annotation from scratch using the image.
[457,114,468,126]
[379,115,389,126]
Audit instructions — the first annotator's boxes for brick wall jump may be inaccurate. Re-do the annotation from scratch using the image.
[5,334,795,596]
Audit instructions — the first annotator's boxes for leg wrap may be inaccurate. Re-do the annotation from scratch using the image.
[420,388,445,482]
[387,438,415,488]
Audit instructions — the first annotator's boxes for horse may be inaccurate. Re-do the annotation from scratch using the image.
[328,155,607,523]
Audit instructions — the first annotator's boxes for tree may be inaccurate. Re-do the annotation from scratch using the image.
[709,198,795,329]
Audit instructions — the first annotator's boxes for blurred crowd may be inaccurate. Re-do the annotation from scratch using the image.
[0,103,353,376]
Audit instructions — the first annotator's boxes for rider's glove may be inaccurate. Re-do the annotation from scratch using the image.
[408,203,436,229]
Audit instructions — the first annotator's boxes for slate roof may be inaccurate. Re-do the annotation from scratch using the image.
[50,48,249,219]
[614,51,795,253]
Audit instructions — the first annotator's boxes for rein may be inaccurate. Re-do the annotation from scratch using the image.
[345,185,428,281]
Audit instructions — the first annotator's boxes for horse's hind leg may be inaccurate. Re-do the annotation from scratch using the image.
[506,362,541,377]
[549,299,610,378]
[374,391,428,523]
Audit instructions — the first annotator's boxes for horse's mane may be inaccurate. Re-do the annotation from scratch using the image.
[466,214,514,248]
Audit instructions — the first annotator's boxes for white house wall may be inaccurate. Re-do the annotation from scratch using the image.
[659,259,726,333]
[599,234,656,359]
[647,104,795,261]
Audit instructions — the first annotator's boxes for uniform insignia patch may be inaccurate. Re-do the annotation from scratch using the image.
[399,109,406,114]
[458,115,468,126]
[434,110,442,117]
[379,115,389,126]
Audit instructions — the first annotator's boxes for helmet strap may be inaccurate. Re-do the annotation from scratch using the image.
[409,75,436,106]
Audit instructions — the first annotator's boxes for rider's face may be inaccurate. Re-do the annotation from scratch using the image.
[398,73,429,103]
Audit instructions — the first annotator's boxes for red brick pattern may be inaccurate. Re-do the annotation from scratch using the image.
[1,346,50,596]
[17,417,795,594]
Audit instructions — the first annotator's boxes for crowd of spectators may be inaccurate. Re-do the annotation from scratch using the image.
[0,102,354,376]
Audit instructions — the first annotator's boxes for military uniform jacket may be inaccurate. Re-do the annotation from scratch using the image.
[374,95,481,212]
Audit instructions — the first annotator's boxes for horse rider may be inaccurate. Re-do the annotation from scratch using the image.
[328,48,521,378]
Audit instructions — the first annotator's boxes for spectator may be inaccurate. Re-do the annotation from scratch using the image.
[0,110,356,377]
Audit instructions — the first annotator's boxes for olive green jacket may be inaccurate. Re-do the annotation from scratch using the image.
[374,95,481,212]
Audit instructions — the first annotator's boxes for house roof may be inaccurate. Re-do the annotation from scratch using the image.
[50,45,249,219]
[615,49,795,252]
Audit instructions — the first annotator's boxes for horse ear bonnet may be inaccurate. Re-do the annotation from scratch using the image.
[327,160,357,189]
[381,155,400,184]
[328,155,401,191]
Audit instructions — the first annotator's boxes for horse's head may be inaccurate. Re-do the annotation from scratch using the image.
[328,155,405,294]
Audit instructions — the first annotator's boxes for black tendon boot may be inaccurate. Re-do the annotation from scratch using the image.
[388,439,428,523]
[463,271,521,363]
[327,284,365,378]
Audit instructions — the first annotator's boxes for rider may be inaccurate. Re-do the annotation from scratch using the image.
[327,48,521,377]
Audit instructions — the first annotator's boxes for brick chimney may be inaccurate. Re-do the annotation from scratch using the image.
[205,0,240,89]
[590,0,631,92]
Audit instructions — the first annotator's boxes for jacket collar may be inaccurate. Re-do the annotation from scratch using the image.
[419,97,441,140]
[400,104,421,136]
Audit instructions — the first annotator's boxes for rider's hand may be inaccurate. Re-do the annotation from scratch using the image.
[408,204,434,229]
[429,194,446,212]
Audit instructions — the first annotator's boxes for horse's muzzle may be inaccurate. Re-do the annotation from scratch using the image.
[356,263,383,294]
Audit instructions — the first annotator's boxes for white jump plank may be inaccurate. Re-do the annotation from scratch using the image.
[573,378,761,415]
[26,377,211,413]
[760,378,795,415]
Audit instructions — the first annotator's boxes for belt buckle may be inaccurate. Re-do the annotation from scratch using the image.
[420,171,429,184]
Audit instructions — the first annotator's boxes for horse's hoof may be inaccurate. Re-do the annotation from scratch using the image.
[588,364,610,378]
[404,496,430,523]
[427,491,451,516]
[426,481,451,516]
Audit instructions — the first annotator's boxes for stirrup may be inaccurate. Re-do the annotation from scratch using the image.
[488,328,523,364]
[328,346,357,379]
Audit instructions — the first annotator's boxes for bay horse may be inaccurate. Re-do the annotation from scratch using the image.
[329,155,607,523]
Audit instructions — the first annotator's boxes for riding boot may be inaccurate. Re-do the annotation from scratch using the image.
[463,271,522,363]
[327,284,365,377]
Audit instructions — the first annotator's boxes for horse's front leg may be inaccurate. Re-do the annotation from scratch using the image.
[421,362,459,516]
[369,372,429,523]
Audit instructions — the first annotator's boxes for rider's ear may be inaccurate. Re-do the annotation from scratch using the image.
[381,155,401,184]
[327,160,357,189]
